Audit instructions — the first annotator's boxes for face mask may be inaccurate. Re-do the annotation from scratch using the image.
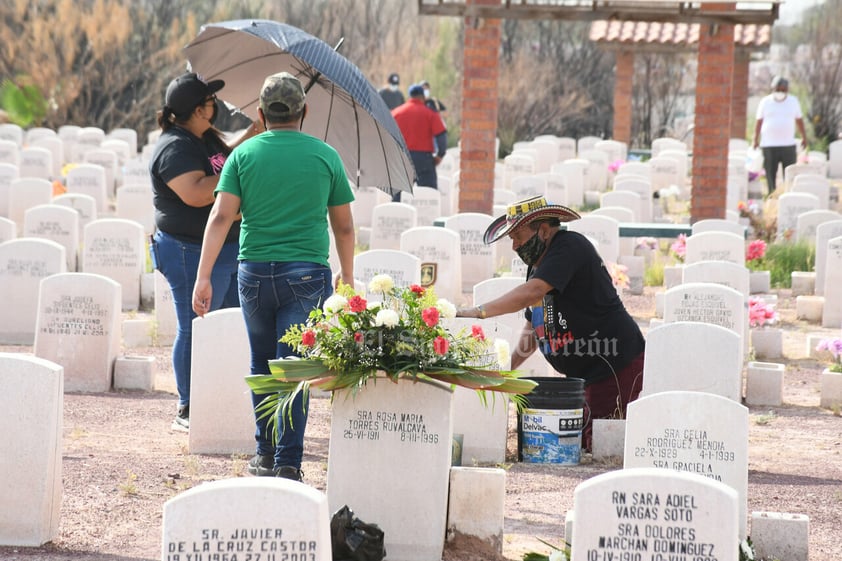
[389,84,398,92]
[423,89,431,99]
[773,92,787,102]
[515,232,546,266]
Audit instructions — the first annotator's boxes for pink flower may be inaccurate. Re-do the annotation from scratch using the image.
[422,307,440,327]
[670,234,686,260]
[607,159,625,173]
[748,297,777,328]
[301,330,316,347]
[348,295,367,313]
[471,325,485,341]
[410,284,425,296]
[354,331,364,344]
[433,336,449,355]
[746,240,766,262]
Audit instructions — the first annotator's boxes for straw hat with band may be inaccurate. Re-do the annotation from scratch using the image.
[483,196,580,245]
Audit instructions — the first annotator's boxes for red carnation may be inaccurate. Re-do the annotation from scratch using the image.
[301,330,316,347]
[348,295,367,313]
[410,284,425,296]
[433,335,449,355]
[422,307,440,327]
[471,325,486,341]
[354,331,364,343]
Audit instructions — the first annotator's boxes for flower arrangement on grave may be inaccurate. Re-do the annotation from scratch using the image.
[635,237,658,252]
[737,199,780,243]
[606,261,629,290]
[748,296,777,328]
[245,274,537,428]
[669,233,687,263]
[815,337,842,373]
[607,159,625,174]
[745,239,767,272]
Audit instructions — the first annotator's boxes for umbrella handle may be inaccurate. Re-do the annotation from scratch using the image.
[303,37,345,93]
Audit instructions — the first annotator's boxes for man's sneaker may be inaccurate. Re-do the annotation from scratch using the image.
[274,466,303,482]
[247,454,275,477]
[171,404,189,432]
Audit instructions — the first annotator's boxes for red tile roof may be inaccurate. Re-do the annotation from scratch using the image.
[590,20,770,50]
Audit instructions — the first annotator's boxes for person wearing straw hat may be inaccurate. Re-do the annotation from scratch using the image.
[456,196,645,451]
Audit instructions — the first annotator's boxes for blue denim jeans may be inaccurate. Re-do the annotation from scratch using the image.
[238,261,332,469]
[153,230,239,407]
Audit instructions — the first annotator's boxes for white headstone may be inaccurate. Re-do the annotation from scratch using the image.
[795,209,841,243]
[691,219,745,237]
[791,179,830,209]
[578,148,609,191]
[400,185,442,226]
[624,391,749,537]
[66,163,108,212]
[685,231,745,266]
[120,158,152,187]
[613,176,653,222]
[510,175,547,201]
[31,136,64,177]
[52,192,98,234]
[115,183,155,234]
[83,148,118,197]
[651,137,687,157]
[662,283,746,356]
[828,138,842,178]
[643,321,743,402]
[814,220,842,295]
[777,192,820,238]
[18,146,53,180]
[0,217,15,244]
[567,215,620,264]
[354,249,421,298]
[0,161,20,218]
[616,161,651,180]
[327,377,453,561]
[437,174,458,217]
[107,127,138,157]
[33,272,121,392]
[154,269,177,346]
[681,261,750,297]
[571,468,738,561]
[649,154,683,194]
[550,160,585,208]
[163,478,331,561]
[400,226,463,304]
[0,123,23,146]
[369,202,417,251]
[822,236,842,328]
[189,308,254,454]
[600,190,642,222]
[0,139,19,167]
[441,212,495,292]
[576,135,600,154]
[82,218,145,310]
[539,172,569,207]
[0,238,66,344]
[0,353,62,546]
[24,204,80,271]
[594,139,627,165]
[8,177,52,234]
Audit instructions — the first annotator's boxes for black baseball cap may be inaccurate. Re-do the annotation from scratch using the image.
[388,73,400,85]
[165,73,224,117]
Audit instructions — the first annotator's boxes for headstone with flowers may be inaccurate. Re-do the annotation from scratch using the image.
[244,275,536,561]
[815,337,842,408]
[748,295,780,359]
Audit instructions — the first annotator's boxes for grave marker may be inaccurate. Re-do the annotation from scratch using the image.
[82,218,145,310]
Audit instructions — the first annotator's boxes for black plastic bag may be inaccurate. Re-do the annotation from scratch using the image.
[330,505,386,561]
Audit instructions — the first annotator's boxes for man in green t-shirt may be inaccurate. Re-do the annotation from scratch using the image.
[193,72,355,482]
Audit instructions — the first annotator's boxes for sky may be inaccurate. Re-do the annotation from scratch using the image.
[778,0,824,25]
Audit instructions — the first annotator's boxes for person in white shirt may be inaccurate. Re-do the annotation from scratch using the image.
[752,76,808,194]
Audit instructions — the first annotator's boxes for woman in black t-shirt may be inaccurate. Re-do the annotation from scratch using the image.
[148,73,259,432]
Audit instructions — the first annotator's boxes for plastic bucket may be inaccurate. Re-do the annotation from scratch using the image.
[517,377,585,465]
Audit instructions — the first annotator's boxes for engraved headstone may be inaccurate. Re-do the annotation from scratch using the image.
[571,468,738,561]
[65,163,108,212]
[116,183,155,234]
[814,220,842,295]
[400,226,463,304]
[400,186,442,226]
[613,176,653,222]
[33,272,121,392]
[579,148,609,191]
[0,238,66,344]
[370,202,417,251]
[681,261,750,298]
[354,249,421,299]
[567,215,620,264]
[550,160,585,208]
[822,236,842,328]
[685,231,745,266]
[777,192,820,238]
[19,146,53,180]
[8,177,52,234]
[24,204,80,271]
[0,354,62,546]
[441,212,495,292]
[663,283,746,354]
[0,161,20,218]
[52,192,98,235]
[83,148,118,197]
[351,186,392,228]
[327,377,453,561]
[0,217,15,244]
[795,209,841,243]
[624,391,749,537]
[189,308,254,454]
[82,218,145,310]
[691,219,746,237]
[600,190,642,222]
[32,136,64,178]
[120,158,151,187]
[162,478,331,561]
[642,322,743,401]
[0,123,24,146]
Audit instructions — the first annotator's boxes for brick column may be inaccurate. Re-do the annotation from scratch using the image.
[730,49,750,140]
[458,0,501,214]
[691,8,735,222]
[613,50,635,144]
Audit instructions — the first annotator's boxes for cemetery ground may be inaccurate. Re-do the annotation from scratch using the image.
[1,288,840,561]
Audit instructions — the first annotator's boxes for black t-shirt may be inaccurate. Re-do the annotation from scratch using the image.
[148,126,240,244]
[524,230,645,385]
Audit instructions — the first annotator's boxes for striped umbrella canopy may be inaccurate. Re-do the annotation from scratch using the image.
[184,19,415,196]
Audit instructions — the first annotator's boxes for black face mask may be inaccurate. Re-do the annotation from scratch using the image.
[516,232,546,266]
[208,101,219,125]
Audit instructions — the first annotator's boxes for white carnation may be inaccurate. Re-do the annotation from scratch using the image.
[436,298,457,319]
[323,294,347,314]
[374,309,400,327]
[368,274,394,294]
[549,550,567,561]
[494,338,511,369]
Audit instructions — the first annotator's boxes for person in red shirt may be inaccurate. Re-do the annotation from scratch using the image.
[391,83,447,195]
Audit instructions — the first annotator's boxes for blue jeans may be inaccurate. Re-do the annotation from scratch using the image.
[238,261,332,469]
[153,230,239,407]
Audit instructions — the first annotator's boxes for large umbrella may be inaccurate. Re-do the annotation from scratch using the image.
[184,19,415,196]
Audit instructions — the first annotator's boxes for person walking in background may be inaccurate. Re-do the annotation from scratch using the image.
[752,76,808,195]
[193,72,355,482]
[378,72,404,110]
[456,196,646,451]
[420,79,446,116]
[391,83,447,197]
[149,72,260,432]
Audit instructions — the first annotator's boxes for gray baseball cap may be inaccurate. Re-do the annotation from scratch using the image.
[259,72,305,119]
